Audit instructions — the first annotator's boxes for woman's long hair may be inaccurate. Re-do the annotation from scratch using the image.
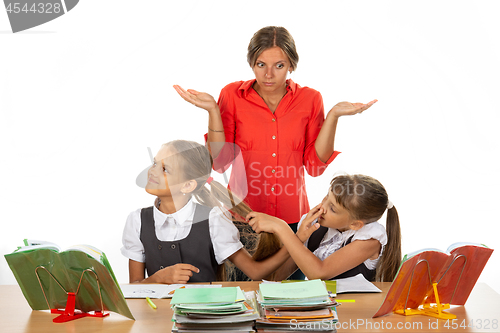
[247,26,299,71]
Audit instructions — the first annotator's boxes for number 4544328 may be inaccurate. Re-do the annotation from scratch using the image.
[6,3,62,14]
[444,319,498,330]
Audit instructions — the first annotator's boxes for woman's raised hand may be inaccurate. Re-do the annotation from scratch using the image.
[315,99,377,163]
[329,99,378,117]
[173,85,219,114]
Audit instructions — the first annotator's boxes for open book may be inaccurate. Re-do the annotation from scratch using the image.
[4,239,134,320]
[373,242,493,318]
[282,273,381,297]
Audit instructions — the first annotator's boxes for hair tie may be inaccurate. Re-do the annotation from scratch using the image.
[206,176,214,185]
[387,200,394,209]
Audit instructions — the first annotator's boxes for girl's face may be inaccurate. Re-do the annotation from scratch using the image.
[252,46,292,95]
[318,191,358,232]
[145,145,185,198]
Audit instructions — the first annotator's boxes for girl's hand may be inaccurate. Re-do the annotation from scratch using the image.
[296,203,323,243]
[173,85,219,114]
[154,263,200,284]
[245,212,287,234]
[328,99,377,118]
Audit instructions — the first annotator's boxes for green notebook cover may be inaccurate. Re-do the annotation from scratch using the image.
[260,279,328,300]
[175,302,247,314]
[282,279,336,296]
[4,247,134,320]
[171,286,242,305]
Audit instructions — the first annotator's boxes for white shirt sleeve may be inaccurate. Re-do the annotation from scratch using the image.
[120,209,146,263]
[352,222,387,246]
[296,213,307,229]
[297,213,314,248]
[352,222,387,270]
[208,206,243,265]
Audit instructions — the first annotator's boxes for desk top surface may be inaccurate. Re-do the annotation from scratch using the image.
[1,282,499,333]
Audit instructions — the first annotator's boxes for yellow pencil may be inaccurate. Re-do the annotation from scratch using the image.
[146,297,157,309]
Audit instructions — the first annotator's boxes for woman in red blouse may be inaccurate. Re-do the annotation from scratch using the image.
[175,26,376,229]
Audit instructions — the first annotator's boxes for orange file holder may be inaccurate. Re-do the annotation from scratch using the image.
[373,244,493,319]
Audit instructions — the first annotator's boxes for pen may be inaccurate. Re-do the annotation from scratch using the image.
[146,297,157,309]
[336,299,355,303]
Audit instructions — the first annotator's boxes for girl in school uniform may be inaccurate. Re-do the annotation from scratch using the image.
[121,140,319,283]
[247,174,402,282]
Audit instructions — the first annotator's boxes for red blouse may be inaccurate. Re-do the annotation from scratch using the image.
[210,79,340,224]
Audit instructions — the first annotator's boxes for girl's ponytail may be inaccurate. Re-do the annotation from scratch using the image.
[376,205,402,282]
[205,180,281,259]
[201,180,252,220]
[167,140,282,280]
[197,180,282,280]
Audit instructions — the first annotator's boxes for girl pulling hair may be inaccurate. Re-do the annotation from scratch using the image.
[247,174,402,282]
[121,140,290,283]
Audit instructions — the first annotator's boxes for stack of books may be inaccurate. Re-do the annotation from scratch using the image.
[256,280,338,332]
[171,286,260,332]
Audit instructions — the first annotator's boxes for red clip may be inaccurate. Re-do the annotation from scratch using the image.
[51,292,109,323]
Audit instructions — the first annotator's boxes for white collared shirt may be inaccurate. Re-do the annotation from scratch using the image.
[121,198,243,265]
[299,214,388,270]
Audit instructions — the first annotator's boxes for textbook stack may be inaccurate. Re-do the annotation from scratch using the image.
[256,280,338,332]
[171,286,260,332]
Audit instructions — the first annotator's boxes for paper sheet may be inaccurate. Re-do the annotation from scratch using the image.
[336,274,382,293]
[120,283,222,299]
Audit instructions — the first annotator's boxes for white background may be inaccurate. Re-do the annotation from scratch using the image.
[1,1,499,294]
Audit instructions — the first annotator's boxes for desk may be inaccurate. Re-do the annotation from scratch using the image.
[1,282,499,332]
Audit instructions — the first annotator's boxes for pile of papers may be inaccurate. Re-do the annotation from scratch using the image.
[171,286,260,332]
[256,280,338,332]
